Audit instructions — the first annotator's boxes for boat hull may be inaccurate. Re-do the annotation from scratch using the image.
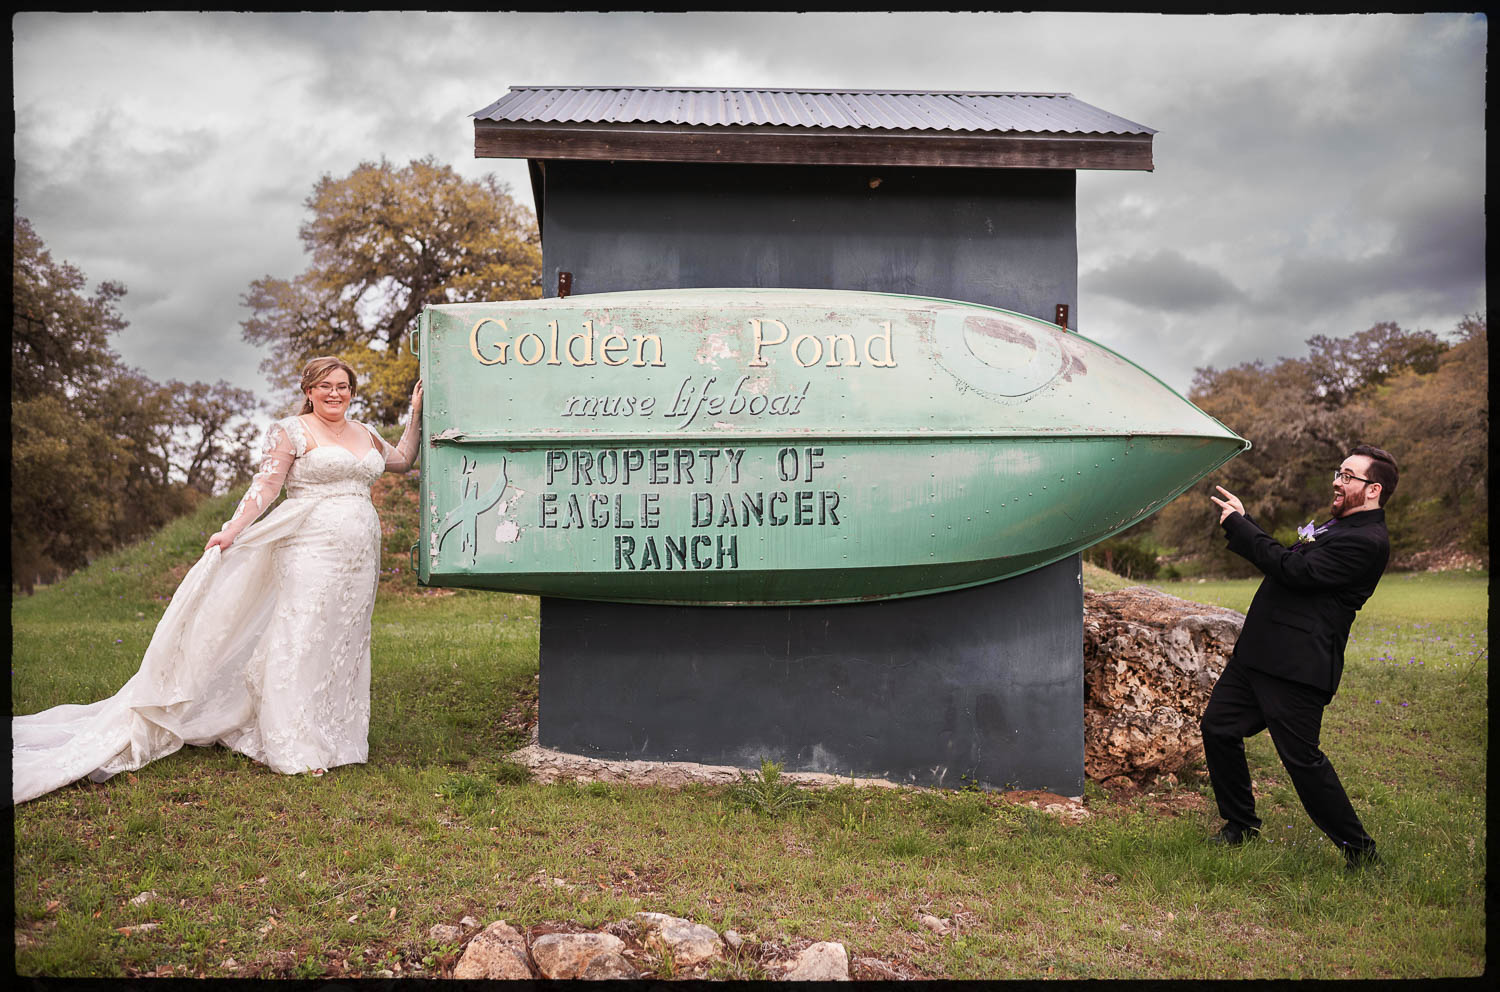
[415,289,1248,605]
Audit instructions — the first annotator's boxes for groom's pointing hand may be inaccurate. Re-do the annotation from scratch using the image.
[1210,484,1245,524]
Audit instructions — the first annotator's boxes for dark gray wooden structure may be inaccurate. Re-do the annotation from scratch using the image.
[474,86,1155,794]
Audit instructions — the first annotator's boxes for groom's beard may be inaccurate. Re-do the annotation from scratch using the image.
[1330,486,1367,518]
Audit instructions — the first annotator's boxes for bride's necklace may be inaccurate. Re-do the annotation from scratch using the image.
[315,414,350,440]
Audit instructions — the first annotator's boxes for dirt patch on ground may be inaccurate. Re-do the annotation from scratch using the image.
[998,789,1092,822]
[1092,773,1214,821]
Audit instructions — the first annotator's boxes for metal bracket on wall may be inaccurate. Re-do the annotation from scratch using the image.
[410,311,427,355]
[558,271,573,298]
[1055,304,1070,331]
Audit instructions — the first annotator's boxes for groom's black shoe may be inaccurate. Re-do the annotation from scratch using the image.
[1209,822,1261,846]
[1344,845,1381,871]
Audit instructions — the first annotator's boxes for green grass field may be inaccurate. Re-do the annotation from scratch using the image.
[11,501,1488,979]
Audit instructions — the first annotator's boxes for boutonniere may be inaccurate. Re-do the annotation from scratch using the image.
[1295,520,1317,545]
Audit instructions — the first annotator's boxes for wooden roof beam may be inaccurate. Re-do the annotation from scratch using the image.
[474,121,1154,172]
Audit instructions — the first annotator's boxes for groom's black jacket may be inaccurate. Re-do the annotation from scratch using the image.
[1222,508,1389,695]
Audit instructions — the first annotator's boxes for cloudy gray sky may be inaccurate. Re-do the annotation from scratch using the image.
[12,12,1486,411]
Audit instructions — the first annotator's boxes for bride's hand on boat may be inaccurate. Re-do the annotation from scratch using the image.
[204,530,235,552]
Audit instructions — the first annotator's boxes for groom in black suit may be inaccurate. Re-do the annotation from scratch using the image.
[1201,444,1397,870]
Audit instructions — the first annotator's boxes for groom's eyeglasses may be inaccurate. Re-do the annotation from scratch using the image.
[1333,470,1374,485]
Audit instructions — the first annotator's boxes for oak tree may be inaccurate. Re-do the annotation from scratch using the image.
[11,210,260,590]
[1305,321,1448,407]
[1146,317,1483,575]
[12,209,127,402]
[1349,315,1487,556]
[167,379,261,495]
[240,157,542,421]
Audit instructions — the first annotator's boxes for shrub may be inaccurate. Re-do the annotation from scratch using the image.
[729,759,810,817]
[1084,537,1160,580]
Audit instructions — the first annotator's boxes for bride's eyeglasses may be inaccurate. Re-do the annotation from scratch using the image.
[313,382,352,394]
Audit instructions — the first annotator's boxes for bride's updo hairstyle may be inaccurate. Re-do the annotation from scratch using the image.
[299,356,359,414]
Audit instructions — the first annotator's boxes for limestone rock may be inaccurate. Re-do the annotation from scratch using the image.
[918,913,950,934]
[453,920,532,980]
[782,941,850,981]
[531,932,626,980]
[853,957,906,980]
[579,951,638,979]
[634,911,724,967]
[429,924,462,944]
[1083,587,1244,783]
[128,890,161,907]
[509,742,900,790]
[723,929,744,951]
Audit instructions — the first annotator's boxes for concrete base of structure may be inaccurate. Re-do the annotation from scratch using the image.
[537,554,1084,794]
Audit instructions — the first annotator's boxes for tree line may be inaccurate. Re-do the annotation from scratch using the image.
[1090,315,1488,577]
[12,209,261,592]
[14,155,1481,589]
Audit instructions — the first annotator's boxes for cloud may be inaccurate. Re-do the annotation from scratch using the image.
[1084,250,1246,313]
[10,11,1487,404]
[1265,181,1486,316]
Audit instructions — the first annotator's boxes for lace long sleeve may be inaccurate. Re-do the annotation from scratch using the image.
[219,421,296,543]
[365,415,420,473]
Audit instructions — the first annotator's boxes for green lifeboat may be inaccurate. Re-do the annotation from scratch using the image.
[414,288,1248,605]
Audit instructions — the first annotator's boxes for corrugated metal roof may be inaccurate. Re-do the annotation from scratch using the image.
[474,86,1154,136]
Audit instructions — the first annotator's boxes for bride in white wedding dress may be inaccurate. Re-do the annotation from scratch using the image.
[12,356,422,804]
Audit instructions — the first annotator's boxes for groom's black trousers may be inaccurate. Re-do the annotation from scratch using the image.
[1200,660,1375,854]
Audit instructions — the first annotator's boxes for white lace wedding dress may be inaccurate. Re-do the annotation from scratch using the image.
[12,415,414,804]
